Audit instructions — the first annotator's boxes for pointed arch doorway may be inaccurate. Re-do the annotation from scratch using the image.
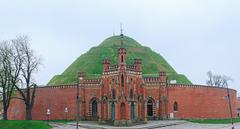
[147,99,153,117]
[92,100,98,117]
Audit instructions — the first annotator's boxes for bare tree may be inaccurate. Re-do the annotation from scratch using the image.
[206,71,230,87]
[206,71,214,86]
[12,35,41,120]
[0,41,22,120]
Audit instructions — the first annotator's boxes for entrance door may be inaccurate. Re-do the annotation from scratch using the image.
[147,100,153,117]
[92,100,98,117]
[111,103,115,121]
[130,102,134,120]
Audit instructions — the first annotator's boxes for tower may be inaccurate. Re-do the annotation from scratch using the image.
[118,27,126,66]
[118,27,127,90]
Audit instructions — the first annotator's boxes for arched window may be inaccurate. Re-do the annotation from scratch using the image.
[112,89,116,99]
[130,89,133,99]
[121,55,123,63]
[173,101,178,112]
[121,74,124,87]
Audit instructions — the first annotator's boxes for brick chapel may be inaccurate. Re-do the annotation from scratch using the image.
[77,33,170,125]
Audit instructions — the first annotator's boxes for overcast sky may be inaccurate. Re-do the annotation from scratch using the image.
[0,0,239,95]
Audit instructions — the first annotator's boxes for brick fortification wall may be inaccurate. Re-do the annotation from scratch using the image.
[8,85,79,120]
[8,84,237,120]
[237,97,240,117]
[167,84,237,119]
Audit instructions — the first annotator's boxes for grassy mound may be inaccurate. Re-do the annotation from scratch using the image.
[48,35,191,85]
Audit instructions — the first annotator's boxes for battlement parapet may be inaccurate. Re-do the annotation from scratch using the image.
[143,77,160,82]
[83,78,101,84]
[169,84,237,91]
[108,65,119,70]
[143,82,166,86]
[103,64,118,72]
[126,65,137,71]
[42,84,77,89]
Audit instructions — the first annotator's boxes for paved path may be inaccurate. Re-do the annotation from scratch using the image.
[50,120,240,129]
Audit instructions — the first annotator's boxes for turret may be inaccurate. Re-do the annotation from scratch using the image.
[78,72,85,83]
[134,59,142,72]
[102,58,110,71]
[118,33,126,66]
[118,47,126,65]
[159,71,167,82]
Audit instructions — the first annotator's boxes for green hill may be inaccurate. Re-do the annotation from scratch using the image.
[48,35,191,85]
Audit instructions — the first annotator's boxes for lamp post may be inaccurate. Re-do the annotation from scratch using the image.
[0,109,3,120]
[76,77,80,129]
[47,109,51,121]
[0,110,2,120]
[226,85,234,129]
[65,107,68,120]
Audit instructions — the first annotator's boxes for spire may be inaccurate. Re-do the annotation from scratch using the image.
[120,23,124,47]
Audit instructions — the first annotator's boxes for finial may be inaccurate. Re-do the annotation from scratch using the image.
[120,23,123,36]
[120,23,124,47]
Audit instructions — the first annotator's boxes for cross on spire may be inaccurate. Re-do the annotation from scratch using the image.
[120,23,124,47]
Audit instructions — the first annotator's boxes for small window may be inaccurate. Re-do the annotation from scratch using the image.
[121,55,123,62]
[173,101,178,112]
[121,75,124,87]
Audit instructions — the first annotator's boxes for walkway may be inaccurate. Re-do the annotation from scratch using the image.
[50,120,240,129]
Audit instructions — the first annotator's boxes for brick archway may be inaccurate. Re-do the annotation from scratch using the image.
[89,97,99,120]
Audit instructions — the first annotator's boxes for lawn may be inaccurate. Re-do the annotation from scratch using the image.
[0,120,52,129]
[187,117,240,124]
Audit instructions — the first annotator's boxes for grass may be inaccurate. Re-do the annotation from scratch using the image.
[187,118,240,124]
[0,120,52,129]
[48,35,192,85]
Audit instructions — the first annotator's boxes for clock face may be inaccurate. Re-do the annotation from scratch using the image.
[80,77,83,80]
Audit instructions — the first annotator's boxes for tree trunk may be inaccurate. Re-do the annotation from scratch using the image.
[25,106,32,120]
[3,107,8,120]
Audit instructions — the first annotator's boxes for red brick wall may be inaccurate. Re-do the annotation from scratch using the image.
[8,85,79,120]
[167,85,237,119]
[237,97,240,116]
[8,84,238,120]
[237,98,240,109]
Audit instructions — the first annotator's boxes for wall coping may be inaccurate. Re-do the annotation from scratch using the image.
[40,83,236,92]
[169,83,236,92]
